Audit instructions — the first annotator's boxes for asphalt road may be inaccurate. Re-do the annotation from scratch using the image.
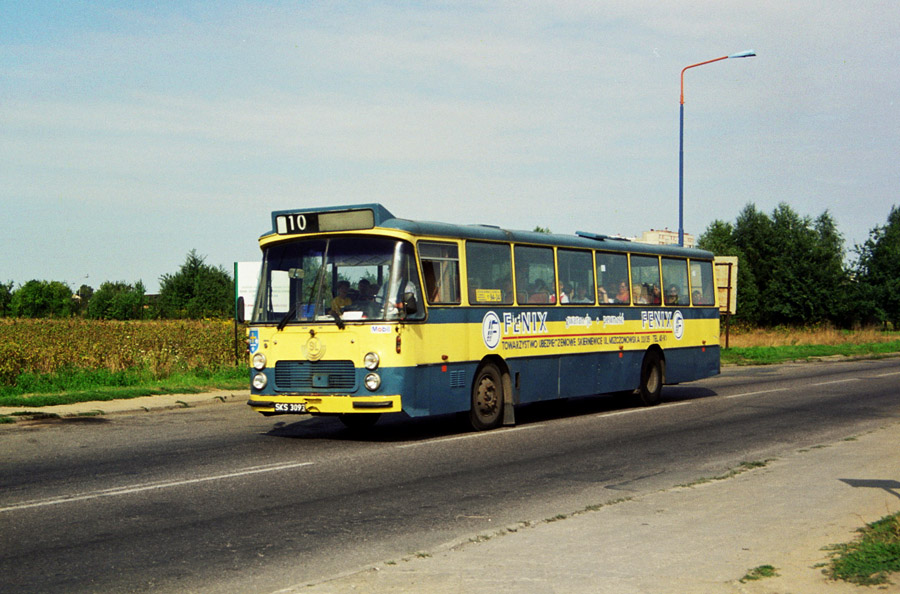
[1,358,898,593]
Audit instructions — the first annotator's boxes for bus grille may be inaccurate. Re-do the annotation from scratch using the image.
[274,360,357,392]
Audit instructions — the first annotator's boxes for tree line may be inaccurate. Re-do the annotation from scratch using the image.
[2,205,898,327]
[699,203,900,329]
[0,250,234,320]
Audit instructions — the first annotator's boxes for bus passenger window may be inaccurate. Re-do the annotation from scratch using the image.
[661,258,690,306]
[596,252,629,304]
[630,255,662,306]
[418,242,461,305]
[690,260,716,305]
[558,249,595,304]
[515,245,556,305]
[465,242,513,305]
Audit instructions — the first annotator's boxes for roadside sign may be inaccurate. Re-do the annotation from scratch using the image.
[714,256,738,315]
[235,261,261,321]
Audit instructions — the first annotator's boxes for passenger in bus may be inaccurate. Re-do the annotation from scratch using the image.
[632,283,649,304]
[356,279,376,304]
[528,280,551,304]
[665,285,680,305]
[558,281,570,303]
[331,281,353,314]
[649,284,662,305]
[692,289,703,305]
[615,281,630,303]
[574,284,592,303]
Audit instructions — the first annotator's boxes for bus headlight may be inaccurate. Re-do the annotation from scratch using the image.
[252,372,268,390]
[252,353,267,370]
[364,373,381,391]
[363,352,380,370]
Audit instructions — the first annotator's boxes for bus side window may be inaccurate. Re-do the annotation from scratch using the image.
[557,249,595,304]
[596,252,629,304]
[630,255,661,305]
[515,245,556,304]
[661,258,690,306]
[418,242,461,305]
[465,242,513,305]
[690,260,716,305]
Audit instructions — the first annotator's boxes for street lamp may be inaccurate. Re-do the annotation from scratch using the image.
[678,50,755,247]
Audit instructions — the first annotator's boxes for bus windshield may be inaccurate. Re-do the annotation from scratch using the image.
[251,236,424,325]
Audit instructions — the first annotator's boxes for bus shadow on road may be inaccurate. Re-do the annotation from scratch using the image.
[263,386,720,442]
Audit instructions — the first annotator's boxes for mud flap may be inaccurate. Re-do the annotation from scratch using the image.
[502,371,515,426]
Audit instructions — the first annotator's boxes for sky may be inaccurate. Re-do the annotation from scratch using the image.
[2,1,898,293]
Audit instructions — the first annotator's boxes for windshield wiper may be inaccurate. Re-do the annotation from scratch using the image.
[276,305,296,332]
[331,310,345,330]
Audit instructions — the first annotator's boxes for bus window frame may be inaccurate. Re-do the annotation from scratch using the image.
[661,257,691,306]
[418,240,462,306]
[465,241,514,306]
[557,247,596,305]
[514,244,557,305]
[596,251,631,306]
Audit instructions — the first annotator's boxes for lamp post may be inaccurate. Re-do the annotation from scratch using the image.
[678,50,755,247]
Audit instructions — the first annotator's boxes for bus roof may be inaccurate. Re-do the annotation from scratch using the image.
[265,203,714,260]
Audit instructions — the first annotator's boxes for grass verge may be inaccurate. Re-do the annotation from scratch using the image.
[0,366,246,408]
[721,340,900,366]
[824,512,900,586]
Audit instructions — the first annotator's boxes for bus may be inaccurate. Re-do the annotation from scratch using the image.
[244,204,720,430]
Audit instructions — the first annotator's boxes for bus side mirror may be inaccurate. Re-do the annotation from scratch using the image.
[236,296,245,323]
[402,292,418,315]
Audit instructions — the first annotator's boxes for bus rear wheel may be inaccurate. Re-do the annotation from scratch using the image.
[637,351,663,406]
[470,363,504,431]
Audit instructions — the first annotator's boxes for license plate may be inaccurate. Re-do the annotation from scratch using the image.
[274,402,307,413]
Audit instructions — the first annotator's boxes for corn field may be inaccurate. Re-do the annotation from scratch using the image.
[0,319,241,385]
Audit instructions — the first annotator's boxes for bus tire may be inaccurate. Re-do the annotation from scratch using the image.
[338,413,381,430]
[470,363,504,431]
[637,351,663,406]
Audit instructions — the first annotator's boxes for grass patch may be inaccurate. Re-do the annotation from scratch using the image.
[721,340,900,365]
[825,512,900,586]
[722,327,900,365]
[0,366,246,408]
[740,564,779,582]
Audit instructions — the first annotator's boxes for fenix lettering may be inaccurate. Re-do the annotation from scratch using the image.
[502,311,548,335]
[641,310,674,330]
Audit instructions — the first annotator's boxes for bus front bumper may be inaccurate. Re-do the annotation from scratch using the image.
[247,394,402,415]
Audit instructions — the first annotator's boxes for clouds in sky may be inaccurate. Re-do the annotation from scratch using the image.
[2,1,898,291]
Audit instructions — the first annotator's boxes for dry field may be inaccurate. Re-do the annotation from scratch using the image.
[0,318,239,385]
[724,326,900,348]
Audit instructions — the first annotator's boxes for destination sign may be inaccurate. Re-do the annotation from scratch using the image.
[274,208,375,235]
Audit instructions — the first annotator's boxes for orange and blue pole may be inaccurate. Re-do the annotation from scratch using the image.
[679,51,755,246]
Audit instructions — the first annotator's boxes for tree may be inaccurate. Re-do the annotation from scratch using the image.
[73,284,94,317]
[0,281,13,317]
[88,281,146,320]
[854,206,900,328]
[156,250,234,318]
[699,203,851,327]
[10,280,74,318]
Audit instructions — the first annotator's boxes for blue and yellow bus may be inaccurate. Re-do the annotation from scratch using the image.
[245,204,719,430]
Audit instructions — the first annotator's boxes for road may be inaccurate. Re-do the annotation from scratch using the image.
[1,358,898,593]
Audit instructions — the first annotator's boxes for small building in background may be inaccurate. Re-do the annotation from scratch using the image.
[634,228,695,248]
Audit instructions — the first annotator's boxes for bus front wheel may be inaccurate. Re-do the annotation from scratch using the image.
[637,351,663,406]
[470,363,504,431]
